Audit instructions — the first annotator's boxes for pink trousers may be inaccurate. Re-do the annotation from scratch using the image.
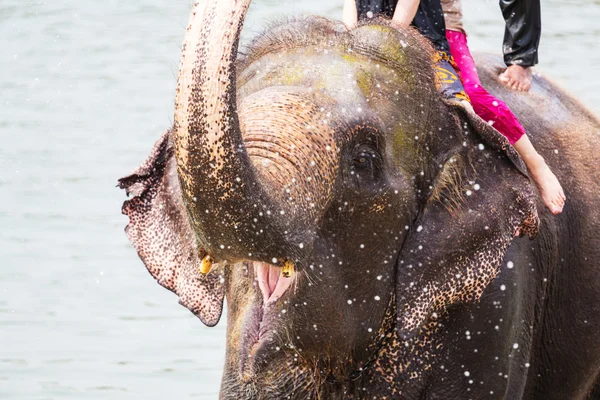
[446,30,525,144]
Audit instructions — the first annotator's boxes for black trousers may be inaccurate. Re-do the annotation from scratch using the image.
[500,0,541,67]
[356,0,450,53]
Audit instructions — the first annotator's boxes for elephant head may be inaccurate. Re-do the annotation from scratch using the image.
[119,0,538,396]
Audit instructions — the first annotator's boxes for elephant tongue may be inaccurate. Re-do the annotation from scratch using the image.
[254,262,293,304]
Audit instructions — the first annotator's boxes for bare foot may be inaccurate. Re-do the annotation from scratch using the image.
[500,65,533,92]
[527,155,566,214]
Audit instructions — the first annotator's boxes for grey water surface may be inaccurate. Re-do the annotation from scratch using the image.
[1,0,598,399]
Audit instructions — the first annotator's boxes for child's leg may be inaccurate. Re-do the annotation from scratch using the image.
[446,30,565,214]
[512,136,565,214]
[446,30,525,144]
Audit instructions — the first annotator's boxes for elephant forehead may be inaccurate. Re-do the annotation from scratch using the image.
[236,48,432,177]
[238,50,419,111]
[238,51,370,108]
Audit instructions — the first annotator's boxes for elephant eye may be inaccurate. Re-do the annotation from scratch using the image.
[348,145,383,190]
[353,150,380,170]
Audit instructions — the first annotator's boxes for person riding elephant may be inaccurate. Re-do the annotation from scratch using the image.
[343,0,565,214]
[119,0,600,398]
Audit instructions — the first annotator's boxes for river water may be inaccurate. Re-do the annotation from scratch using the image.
[1,0,598,399]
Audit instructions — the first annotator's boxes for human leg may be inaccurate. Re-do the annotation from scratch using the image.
[512,136,565,214]
[446,30,565,214]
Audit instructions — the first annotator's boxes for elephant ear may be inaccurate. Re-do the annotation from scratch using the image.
[118,131,225,327]
[396,102,539,339]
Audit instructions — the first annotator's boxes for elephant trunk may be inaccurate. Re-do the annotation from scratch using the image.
[174,0,249,191]
[173,0,260,259]
[173,0,300,263]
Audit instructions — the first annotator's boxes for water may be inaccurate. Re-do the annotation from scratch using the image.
[1,1,598,398]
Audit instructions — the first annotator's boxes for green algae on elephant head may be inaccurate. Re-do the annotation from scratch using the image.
[119,0,544,398]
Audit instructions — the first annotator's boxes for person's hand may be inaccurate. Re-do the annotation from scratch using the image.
[499,65,533,92]
[391,0,419,30]
[344,21,357,30]
[342,0,358,30]
[389,19,404,30]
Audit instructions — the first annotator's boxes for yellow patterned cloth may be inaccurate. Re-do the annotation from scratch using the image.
[432,51,470,102]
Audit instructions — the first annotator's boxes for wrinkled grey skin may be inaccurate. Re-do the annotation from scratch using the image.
[119,1,600,398]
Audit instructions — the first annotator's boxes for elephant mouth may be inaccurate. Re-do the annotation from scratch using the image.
[254,261,295,304]
[238,261,296,378]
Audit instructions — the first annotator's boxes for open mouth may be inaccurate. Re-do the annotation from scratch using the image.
[254,261,295,304]
[238,261,296,378]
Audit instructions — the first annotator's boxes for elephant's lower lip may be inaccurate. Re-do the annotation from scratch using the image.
[239,305,278,378]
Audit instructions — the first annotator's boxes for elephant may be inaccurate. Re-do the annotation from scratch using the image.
[118,0,600,398]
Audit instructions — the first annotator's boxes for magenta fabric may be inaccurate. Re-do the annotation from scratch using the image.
[446,30,525,145]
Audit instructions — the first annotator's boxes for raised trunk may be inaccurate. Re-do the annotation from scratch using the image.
[173,0,291,263]
[174,0,250,196]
